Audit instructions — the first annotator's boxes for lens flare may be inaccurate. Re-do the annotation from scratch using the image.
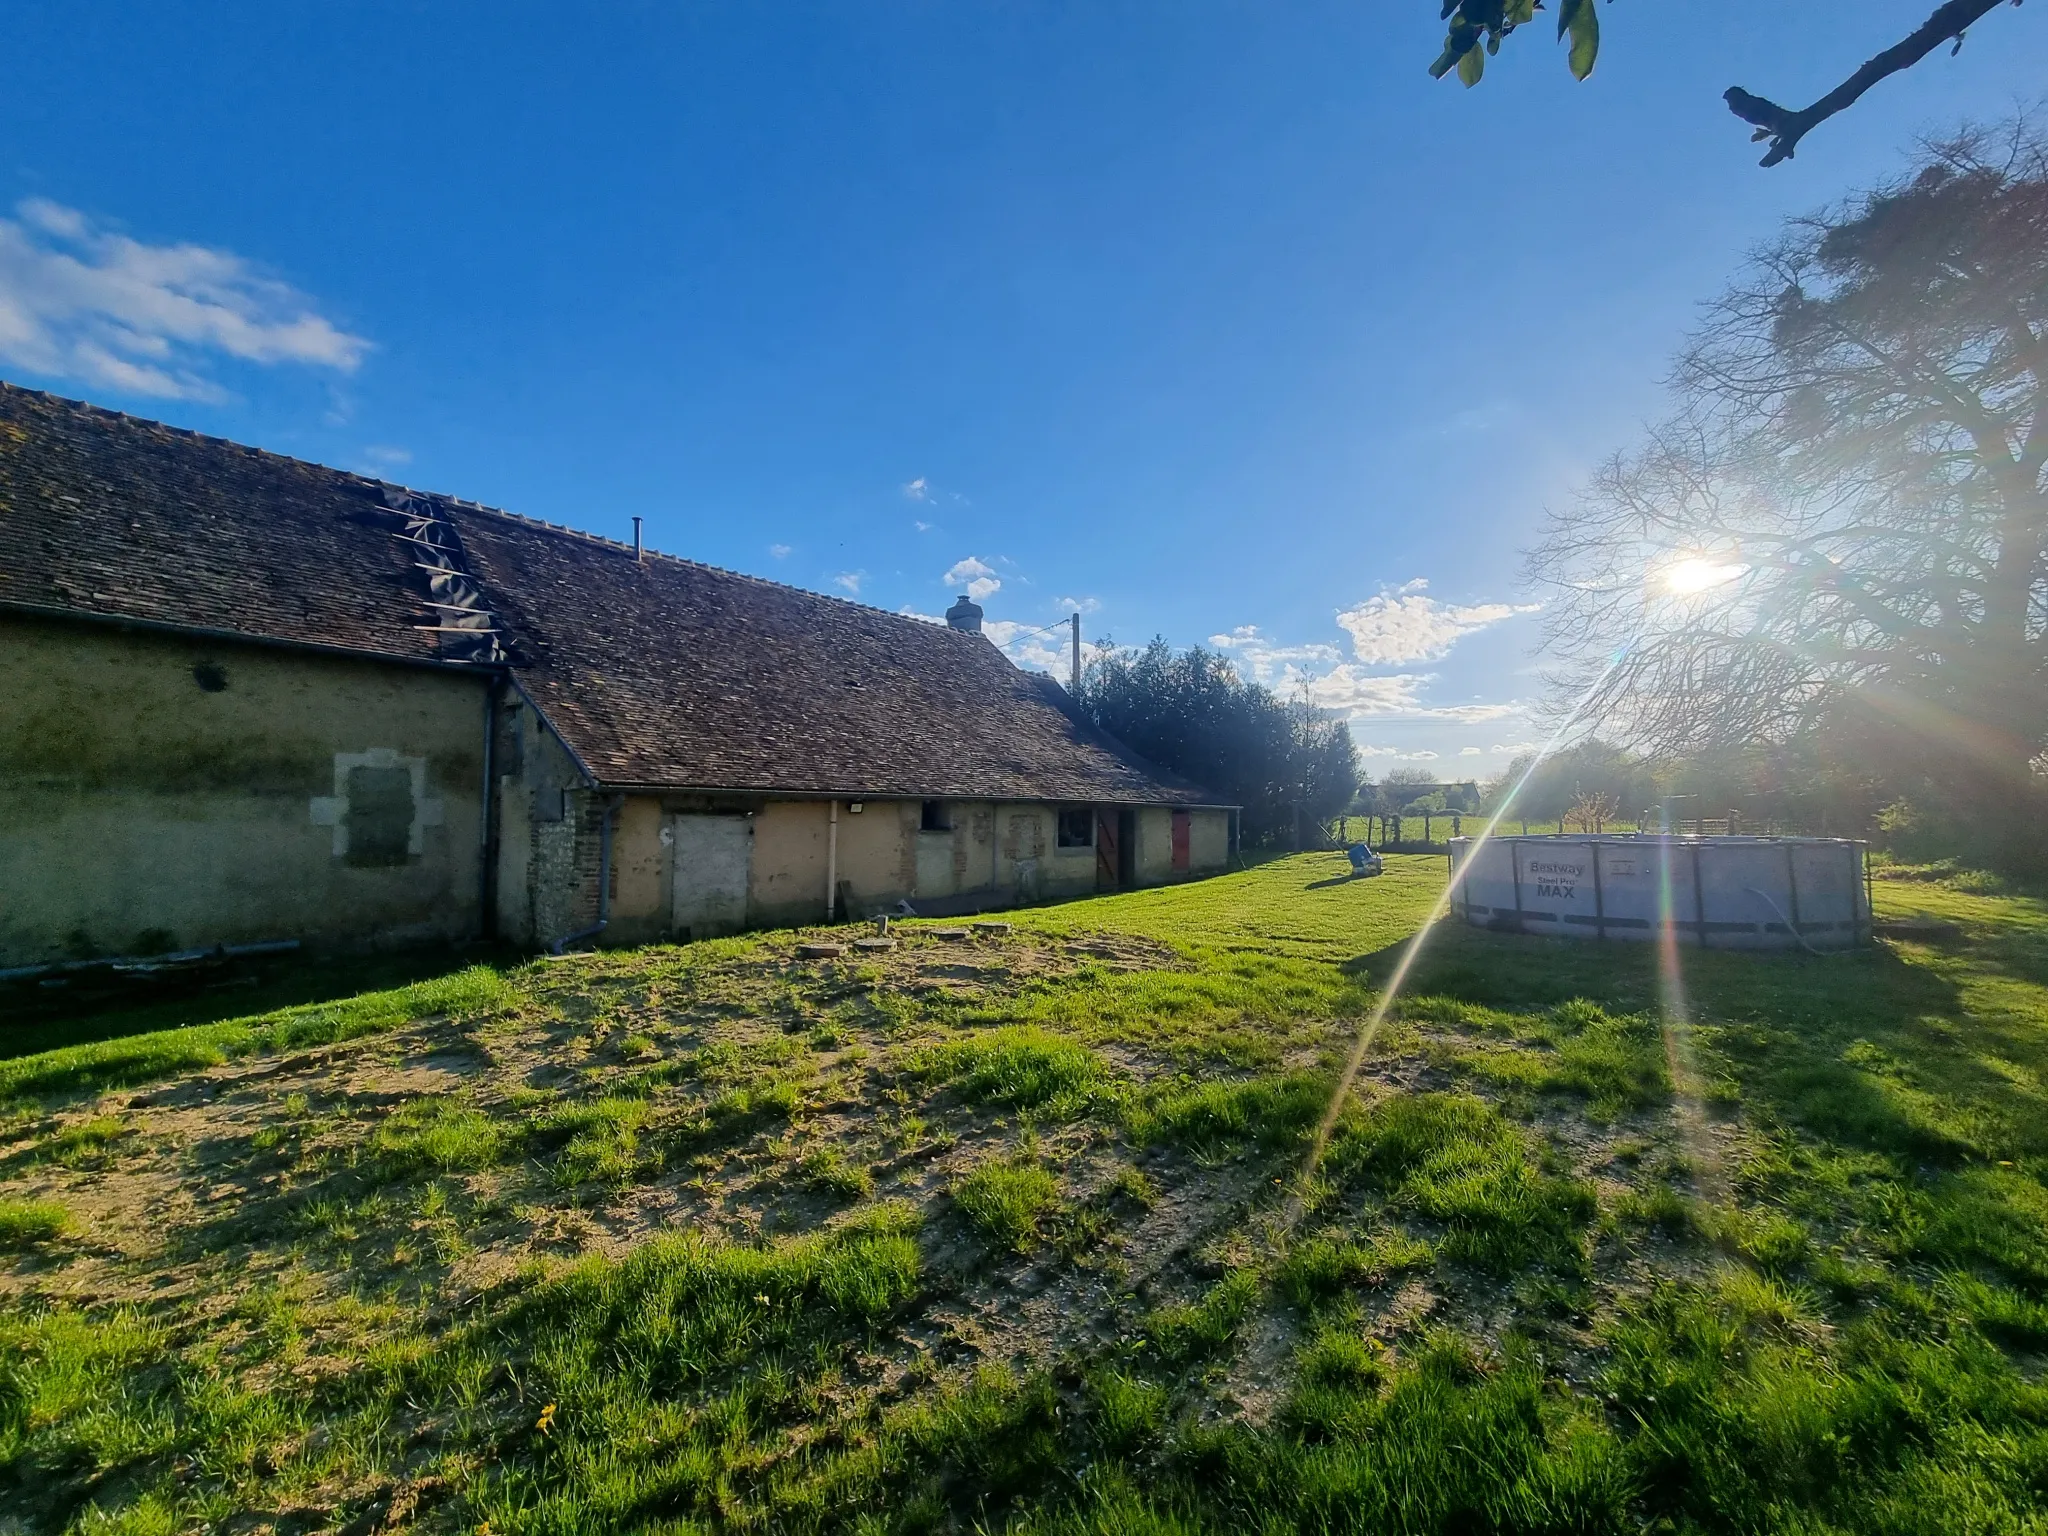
[1654,835,1725,1202]
[1281,651,1629,1229]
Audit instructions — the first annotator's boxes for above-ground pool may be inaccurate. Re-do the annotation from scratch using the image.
[1446,835,1870,950]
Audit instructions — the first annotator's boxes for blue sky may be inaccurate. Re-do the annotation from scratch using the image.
[4,3,2041,774]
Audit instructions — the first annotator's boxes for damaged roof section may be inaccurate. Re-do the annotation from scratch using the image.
[0,384,444,665]
[0,381,1223,807]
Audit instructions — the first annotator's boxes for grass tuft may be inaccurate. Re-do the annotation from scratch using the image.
[0,1196,70,1247]
[1127,1070,1328,1157]
[798,1145,876,1201]
[914,1027,1112,1115]
[956,1159,1062,1251]
[1277,1228,1435,1307]
[1331,1092,1596,1274]
[1144,1268,1259,1365]
[368,1096,509,1178]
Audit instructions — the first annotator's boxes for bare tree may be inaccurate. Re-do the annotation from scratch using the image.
[1526,121,2048,851]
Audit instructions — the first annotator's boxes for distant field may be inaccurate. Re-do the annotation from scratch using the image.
[5,854,2048,1534]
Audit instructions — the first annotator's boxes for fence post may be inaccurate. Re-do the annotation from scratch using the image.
[1424,812,1432,844]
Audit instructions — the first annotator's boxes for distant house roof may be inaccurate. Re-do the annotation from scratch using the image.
[0,382,1224,806]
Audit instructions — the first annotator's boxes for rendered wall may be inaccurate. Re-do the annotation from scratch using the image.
[1132,807,1173,884]
[533,792,1239,948]
[1188,808,1231,873]
[606,796,670,945]
[749,800,831,926]
[0,615,487,967]
[715,799,1126,931]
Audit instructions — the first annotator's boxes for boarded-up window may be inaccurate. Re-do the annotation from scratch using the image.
[346,765,415,866]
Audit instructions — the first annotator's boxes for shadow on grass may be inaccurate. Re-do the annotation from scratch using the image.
[1303,873,1369,892]
[0,945,519,1063]
[1336,924,2048,1166]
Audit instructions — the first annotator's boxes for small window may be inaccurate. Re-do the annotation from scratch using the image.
[921,800,952,832]
[1057,807,1094,849]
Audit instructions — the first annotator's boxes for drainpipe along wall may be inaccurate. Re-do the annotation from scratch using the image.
[478,680,497,940]
[826,799,839,920]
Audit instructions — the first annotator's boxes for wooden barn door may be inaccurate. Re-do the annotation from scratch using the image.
[1095,807,1120,891]
[1171,810,1191,874]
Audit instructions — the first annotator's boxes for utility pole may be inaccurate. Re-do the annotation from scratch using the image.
[1070,612,1081,696]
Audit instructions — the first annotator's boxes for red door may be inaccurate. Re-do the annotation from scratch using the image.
[1171,810,1191,874]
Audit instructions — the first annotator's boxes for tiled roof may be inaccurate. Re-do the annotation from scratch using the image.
[0,383,440,663]
[444,503,1218,801]
[0,382,1222,805]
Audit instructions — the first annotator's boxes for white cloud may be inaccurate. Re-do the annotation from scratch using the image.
[834,570,864,594]
[0,199,368,400]
[1302,665,1521,722]
[898,605,945,624]
[943,555,1000,602]
[903,476,929,501]
[1490,740,1542,754]
[1459,746,1484,756]
[1055,595,1102,616]
[913,520,933,533]
[983,618,1069,674]
[1356,744,1407,759]
[361,444,411,467]
[769,543,792,559]
[1334,579,1539,666]
[1406,750,1441,761]
[1208,625,1343,686]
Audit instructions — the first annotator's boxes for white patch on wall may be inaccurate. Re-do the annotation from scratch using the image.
[308,749,444,862]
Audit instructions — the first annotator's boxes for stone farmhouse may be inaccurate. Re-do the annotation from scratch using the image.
[0,384,1235,969]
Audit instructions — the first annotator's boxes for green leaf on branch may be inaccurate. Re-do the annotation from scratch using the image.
[1559,0,1600,80]
[1458,43,1486,86]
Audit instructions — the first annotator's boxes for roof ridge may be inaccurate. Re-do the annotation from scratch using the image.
[440,499,980,636]
[1,377,989,648]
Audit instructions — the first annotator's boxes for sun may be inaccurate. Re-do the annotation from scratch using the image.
[1660,556,1746,595]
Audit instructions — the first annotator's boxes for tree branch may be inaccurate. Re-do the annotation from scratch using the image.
[1724,0,2017,167]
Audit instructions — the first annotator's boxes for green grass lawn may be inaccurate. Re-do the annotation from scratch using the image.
[5,853,2048,1534]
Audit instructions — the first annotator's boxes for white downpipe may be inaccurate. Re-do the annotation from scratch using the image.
[826,800,839,920]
